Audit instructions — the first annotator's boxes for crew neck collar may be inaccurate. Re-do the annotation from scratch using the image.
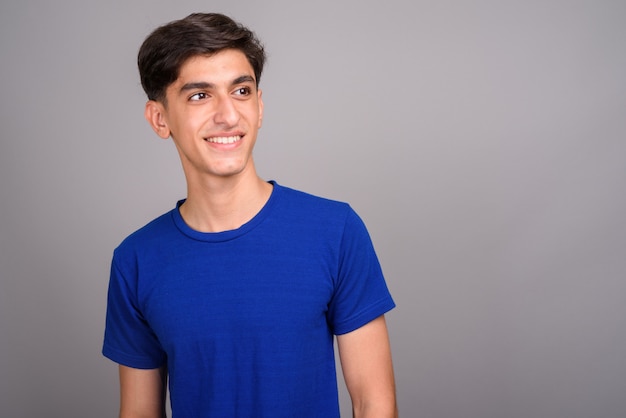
[171,180,279,243]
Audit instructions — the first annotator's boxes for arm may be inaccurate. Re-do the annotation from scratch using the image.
[119,364,167,418]
[337,315,398,418]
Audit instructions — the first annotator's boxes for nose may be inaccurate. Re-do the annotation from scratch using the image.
[213,94,240,127]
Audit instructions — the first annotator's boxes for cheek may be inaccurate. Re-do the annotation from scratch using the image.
[251,108,263,129]
[169,110,204,135]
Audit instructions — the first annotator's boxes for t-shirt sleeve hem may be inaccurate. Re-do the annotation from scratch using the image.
[332,298,396,335]
[102,344,165,370]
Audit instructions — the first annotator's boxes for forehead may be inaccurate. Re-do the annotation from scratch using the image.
[176,49,255,84]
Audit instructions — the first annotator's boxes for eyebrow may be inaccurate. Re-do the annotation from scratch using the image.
[179,81,214,93]
[233,75,256,85]
[178,75,257,95]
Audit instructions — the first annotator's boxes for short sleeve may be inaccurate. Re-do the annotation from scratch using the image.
[327,208,395,335]
[102,252,166,369]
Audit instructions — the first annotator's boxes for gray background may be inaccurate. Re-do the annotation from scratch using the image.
[1,0,625,417]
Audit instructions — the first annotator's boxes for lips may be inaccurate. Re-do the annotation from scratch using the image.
[204,135,242,144]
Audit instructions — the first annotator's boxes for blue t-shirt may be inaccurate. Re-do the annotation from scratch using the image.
[103,182,395,417]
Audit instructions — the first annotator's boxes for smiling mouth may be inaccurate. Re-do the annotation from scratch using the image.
[205,135,242,144]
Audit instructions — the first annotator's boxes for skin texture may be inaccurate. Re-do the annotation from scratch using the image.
[119,365,166,418]
[144,49,270,233]
[120,49,397,417]
[146,50,263,182]
[338,316,398,418]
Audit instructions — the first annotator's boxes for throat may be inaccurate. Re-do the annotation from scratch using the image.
[181,178,273,233]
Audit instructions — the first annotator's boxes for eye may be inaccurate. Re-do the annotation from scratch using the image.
[234,87,251,96]
[189,92,208,101]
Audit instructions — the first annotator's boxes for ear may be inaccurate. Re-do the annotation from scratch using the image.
[257,89,264,129]
[144,100,171,139]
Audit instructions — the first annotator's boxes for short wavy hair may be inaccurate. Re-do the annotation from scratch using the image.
[138,13,266,102]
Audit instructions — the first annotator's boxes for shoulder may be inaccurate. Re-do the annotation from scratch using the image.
[113,207,178,260]
[268,183,372,249]
[273,182,353,218]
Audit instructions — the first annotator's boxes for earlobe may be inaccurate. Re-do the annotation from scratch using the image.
[144,100,171,139]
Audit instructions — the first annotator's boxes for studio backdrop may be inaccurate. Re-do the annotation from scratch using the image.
[1,0,625,417]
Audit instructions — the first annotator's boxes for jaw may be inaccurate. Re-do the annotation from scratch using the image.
[176,139,256,182]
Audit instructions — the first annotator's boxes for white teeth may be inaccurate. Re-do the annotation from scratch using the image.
[206,135,241,144]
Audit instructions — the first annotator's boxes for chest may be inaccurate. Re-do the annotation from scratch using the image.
[137,242,336,351]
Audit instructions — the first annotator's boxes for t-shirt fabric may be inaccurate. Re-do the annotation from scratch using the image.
[103,181,395,417]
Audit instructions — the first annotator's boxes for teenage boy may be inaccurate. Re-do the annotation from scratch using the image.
[103,12,397,418]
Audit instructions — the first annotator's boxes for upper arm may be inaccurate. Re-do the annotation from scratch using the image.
[119,364,167,418]
[337,315,398,418]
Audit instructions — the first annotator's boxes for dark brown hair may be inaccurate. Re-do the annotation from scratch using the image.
[138,13,266,102]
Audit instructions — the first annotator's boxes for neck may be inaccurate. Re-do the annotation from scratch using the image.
[179,167,273,233]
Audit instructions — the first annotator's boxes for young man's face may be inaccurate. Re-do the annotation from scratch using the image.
[146,49,264,182]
